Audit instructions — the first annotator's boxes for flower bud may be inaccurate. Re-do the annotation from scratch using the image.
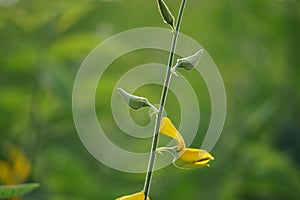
[175,49,204,70]
[117,88,152,110]
[157,0,175,29]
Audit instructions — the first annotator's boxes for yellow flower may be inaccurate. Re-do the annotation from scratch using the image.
[174,148,214,169]
[159,117,185,151]
[0,161,10,184]
[116,191,150,200]
[158,117,214,169]
[0,144,31,185]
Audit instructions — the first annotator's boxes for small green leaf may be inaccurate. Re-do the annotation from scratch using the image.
[117,88,152,110]
[175,49,204,71]
[157,0,175,29]
[0,183,40,198]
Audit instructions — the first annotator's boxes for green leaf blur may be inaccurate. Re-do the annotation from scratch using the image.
[0,183,40,198]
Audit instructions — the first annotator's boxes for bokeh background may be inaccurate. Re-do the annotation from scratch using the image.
[1,0,300,199]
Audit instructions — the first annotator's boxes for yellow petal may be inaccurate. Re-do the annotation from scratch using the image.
[116,191,150,200]
[173,148,214,169]
[159,117,185,150]
[180,148,214,162]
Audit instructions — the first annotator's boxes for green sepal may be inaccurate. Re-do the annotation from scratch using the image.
[157,0,175,29]
[117,88,152,110]
[175,49,204,71]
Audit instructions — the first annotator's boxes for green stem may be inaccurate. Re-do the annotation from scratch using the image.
[143,0,186,199]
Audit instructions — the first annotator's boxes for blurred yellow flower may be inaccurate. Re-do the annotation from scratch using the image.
[0,161,10,184]
[158,117,214,169]
[0,144,31,185]
[116,190,150,200]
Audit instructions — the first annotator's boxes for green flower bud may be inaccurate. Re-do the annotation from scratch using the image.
[175,49,204,71]
[157,0,175,29]
[117,88,152,110]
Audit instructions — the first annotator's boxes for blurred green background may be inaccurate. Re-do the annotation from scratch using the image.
[1,0,300,199]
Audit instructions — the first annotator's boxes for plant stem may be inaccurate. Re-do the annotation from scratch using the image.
[143,0,186,199]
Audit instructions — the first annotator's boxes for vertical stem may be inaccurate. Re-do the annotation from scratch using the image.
[143,0,186,199]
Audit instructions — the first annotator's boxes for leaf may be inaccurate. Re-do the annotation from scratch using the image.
[157,0,175,29]
[175,49,204,70]
[0,183,40,198]
[117,88,152,110]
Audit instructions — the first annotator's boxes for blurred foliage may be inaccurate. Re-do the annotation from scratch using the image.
[0,0,300,199]
[0,183,40,199]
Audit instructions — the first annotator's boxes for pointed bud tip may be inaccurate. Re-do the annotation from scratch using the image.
[175,49,204,71]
